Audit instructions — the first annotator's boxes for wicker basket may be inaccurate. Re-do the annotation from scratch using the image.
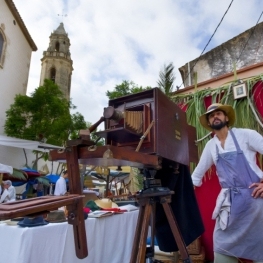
[186,237,201,255]
[178,246,205,263]
[154,247,179,263]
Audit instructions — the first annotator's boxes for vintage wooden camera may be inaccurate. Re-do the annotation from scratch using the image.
[95,87,197,166]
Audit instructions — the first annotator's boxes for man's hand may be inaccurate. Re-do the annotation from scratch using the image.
[249,182,263,198]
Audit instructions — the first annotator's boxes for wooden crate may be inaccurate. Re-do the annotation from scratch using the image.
[178,246,205,263]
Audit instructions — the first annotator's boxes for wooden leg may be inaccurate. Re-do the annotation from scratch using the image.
[162,201,192,263]
[137,203,152,262]
[130,198,153,263]
[66,146,88,259]
[67,199,88,259]
[130,202,146,263]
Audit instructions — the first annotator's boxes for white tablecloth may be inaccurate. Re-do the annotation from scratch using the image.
[0,210,139,263]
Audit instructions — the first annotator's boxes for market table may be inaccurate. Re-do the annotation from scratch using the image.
[0,210,139,263]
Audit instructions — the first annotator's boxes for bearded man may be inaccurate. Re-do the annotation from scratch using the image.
[192,103,263,263]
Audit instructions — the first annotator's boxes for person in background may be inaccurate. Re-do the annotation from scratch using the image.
[192,103,263,263]
[0,181,4,198]
[0,180,16,203]
[54,170,68,196]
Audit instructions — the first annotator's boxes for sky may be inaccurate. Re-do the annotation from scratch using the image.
[13,0,263,128]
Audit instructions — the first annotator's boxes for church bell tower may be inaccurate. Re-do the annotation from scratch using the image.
[39,23,73,100]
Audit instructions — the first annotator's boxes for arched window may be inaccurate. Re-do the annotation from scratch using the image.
[55,41,60,52]
[0,29,6,68]
[50,68,56,82]
[68,74,71,95]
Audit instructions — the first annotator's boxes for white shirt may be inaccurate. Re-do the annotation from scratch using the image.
[54,176,67,196]
[0,185,16,203]
[192,128,263,186]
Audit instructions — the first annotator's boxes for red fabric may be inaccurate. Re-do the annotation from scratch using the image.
[194,167,221,261]
[203,96,212,109]
[83,207,90,213]
[252,81,263,118]
[177,103,188,111]
[101,208,127,212]
[203,93,225,109]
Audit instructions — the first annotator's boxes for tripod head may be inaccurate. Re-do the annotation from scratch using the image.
[140,168,170,194]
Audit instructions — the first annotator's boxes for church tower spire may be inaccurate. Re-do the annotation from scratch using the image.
[39,23,73,100]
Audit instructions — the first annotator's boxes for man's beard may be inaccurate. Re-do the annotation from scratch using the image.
[210,120,228,130]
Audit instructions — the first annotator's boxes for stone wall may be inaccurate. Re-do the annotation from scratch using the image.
[179,21,263,87]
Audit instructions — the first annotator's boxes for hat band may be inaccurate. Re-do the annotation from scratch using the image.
[207,105,219,112]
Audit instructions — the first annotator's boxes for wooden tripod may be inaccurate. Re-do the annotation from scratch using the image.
[130,189,192,263]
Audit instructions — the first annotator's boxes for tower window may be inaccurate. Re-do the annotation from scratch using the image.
[55,42,60,52]
[0,29,6,68]
[68,74,71,95]
[50,67,56,82]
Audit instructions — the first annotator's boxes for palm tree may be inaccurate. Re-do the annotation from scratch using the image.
[157,62,175,96]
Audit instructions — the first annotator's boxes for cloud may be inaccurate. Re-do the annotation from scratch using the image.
[13,0,262,125]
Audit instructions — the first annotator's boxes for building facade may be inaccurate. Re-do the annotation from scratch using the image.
[0,0,37,134]
[0,0,37,167]
[178,21,263,92]
[39,23,73,100]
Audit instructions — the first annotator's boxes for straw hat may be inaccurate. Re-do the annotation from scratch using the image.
[46,210,67,223]
[199,103,235,131]
[94,198,118,209]
[5,220,19,226]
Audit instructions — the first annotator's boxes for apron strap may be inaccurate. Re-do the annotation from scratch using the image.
[229,129,242,153]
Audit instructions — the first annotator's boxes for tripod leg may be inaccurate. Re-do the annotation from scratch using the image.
[130,203,146,263]
[130,201,152,263]
[144,203,156,262]
[150,203,156,248]
[162,201,192,263]
[138,203,152,262]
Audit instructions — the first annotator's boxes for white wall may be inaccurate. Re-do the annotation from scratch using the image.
[0,1,34,168]
[0,1,33,134]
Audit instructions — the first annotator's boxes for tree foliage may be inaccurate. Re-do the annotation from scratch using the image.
[157,62,175,96]
[106,80,151,99]
[5,79,87,146]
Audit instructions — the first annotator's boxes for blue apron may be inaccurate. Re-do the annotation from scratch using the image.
[213,129,263,261]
